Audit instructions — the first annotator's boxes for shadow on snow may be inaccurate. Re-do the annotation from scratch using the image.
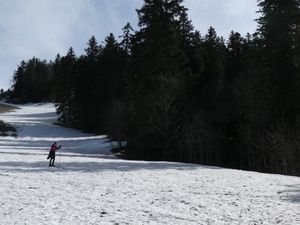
[0,157,214,173]
[279,184,300,204]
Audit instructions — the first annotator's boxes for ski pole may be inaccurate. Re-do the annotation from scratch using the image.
[58,144,62,167]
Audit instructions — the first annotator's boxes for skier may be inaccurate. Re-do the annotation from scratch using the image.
[47,142,61,167]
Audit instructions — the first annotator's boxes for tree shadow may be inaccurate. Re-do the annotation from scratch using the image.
[6,112,57,119]
[278,184,300,203]
[0,104,220,174]
[0,158,213,173]
[0,136,111,154]
[0,151,47,156]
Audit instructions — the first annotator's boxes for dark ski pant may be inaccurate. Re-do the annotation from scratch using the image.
[47,151,56,166]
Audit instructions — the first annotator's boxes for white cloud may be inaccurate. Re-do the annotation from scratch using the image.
[0,0,142,89]
[0,0,94,88]
[185,0,258,38]
[1,0,95,57]
[0,0,258,89]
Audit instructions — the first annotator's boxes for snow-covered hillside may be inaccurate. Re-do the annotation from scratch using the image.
[0,103,299,225]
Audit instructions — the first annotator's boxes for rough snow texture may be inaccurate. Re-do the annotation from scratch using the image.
[0,103,299,225]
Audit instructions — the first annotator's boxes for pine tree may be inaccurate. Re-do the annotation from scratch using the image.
[246,0,300,174]
[125,0,192,160]
[85,36,99,60]
[75,36,100,130]
[10,58,52,102]
[195,27,226,113]
[257,0,300,124]
[54,47,78,125]
[226,31,245,81]
[11,61,26,101]
[119,23,134,55]
[95,33,121,131]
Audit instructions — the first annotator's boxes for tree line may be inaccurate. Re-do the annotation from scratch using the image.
[7,0,300,176]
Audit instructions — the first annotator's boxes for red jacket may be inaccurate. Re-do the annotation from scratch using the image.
[50,143,59,152]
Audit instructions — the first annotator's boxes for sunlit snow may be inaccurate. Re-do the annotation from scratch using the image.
[0,103,299,224]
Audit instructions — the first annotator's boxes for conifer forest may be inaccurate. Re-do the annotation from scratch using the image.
[6,0,300,176]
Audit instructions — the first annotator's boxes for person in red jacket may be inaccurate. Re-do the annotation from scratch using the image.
[47,142,61,167]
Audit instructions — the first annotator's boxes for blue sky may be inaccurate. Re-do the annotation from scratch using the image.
[0,0,258,90]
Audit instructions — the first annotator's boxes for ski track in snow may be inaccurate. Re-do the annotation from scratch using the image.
[0,103,300,225]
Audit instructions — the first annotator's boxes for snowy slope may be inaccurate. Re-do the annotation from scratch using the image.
[0,103,299,225]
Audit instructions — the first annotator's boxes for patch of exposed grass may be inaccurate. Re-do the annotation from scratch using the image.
[0,104,18,136]
[0,104,18,113]
[0,121,16,137]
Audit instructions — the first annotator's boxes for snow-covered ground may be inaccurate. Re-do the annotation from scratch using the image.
[0,103,299,225]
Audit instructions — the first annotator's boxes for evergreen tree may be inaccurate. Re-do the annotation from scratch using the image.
[85,36,99,60]
[54,47,78,125]
[253,0,300,174]
[95,33,122,131]
[119,23,134,55]
[257,0,300,124]
[11,61,26,101]
[75,36,100,130]
[8,0,300,175]
[196,27,226,113]
[126,0,191,160]
[10,58,52,102]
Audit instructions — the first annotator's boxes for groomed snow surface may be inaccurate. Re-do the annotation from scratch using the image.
[0,103,299,225]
